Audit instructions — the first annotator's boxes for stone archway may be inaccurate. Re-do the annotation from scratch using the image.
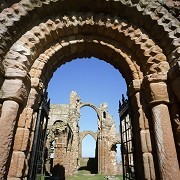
[79,132,98,174]
[78,102,120,175]
[0,1,179,179]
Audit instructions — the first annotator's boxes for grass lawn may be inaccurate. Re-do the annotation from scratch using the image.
[66,170,123,180]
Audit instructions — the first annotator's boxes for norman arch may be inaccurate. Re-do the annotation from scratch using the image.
[80,103,101,124]
[0,1,179,179]
[78,103,99,168]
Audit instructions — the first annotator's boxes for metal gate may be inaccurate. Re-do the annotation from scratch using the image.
[119,95,135,180]
[28,93,50,180]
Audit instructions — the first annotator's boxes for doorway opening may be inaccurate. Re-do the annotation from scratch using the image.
[79,134,98,174]
[46,57,126,177]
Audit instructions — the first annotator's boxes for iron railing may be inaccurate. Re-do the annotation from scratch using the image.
[119,95,135,180]
[28,93,50,180]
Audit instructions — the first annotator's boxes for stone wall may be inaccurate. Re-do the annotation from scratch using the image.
[49,104,69,125]
[46,91,120,176]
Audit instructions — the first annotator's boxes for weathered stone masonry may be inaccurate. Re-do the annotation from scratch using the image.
[0,0,179,179]
[46,91,120,177]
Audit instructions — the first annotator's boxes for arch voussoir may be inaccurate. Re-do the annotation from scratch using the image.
[0,0,179,65]
[3,13,168,86]
[29,36,141,85]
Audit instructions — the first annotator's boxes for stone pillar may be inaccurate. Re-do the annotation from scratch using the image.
[143,74,180,179]
[53,137,66,178]
[97,103,117,175]
[78,134,82,167]
[128,79,155,180]
[97,132,102,174]
[7,77,43,179]
[68,91,81,174]
[53,125,74,178]
[0,78,29,179]
[97,107,106,174]
[0,100,19,179]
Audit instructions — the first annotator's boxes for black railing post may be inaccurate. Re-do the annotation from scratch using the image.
[118,95,135,180]
[28,104,43,180]
[28,93,50,180]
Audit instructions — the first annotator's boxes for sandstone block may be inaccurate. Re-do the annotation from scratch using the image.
[25,108,33,129]
[9,152,25,178]
[140,130,148,153]
[143,153,151,179]
[0,101,19,179]
[18,108,33,128]
[3,51,28,78]
[145,130,152,152]
[14,128,30,151]
[138,109,145,129]
[27,88,41,109]
[149,82,169,103]
[2,78,28,104]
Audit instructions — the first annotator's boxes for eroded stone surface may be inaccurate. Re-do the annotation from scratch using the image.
[46,91,121,177]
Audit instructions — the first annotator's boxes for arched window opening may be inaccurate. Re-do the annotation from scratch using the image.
[79,134,98,174]
[82,134,96,158]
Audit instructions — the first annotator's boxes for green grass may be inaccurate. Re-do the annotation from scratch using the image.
[66,171,123,180]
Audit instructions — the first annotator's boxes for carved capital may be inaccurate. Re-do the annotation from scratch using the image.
[2,76,30,105]
[128,79,142,97]
[142,74,169,106]
[168,61,180,101]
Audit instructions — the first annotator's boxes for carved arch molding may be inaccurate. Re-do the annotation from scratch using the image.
[0,0,179,179]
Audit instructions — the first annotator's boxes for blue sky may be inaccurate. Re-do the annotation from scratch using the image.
[47,57,127,162]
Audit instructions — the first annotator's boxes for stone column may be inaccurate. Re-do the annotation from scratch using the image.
[0,100,19,179]
[143,74,180,179]
[98,108,105,174]
[68,91,81,174]
[78,134,82,167]
[97,132,102,174]
[0,78,29,179]
[128,79,155,180]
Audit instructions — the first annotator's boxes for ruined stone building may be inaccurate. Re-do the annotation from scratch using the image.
[45,91,120,178]
[0,0,180,180]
